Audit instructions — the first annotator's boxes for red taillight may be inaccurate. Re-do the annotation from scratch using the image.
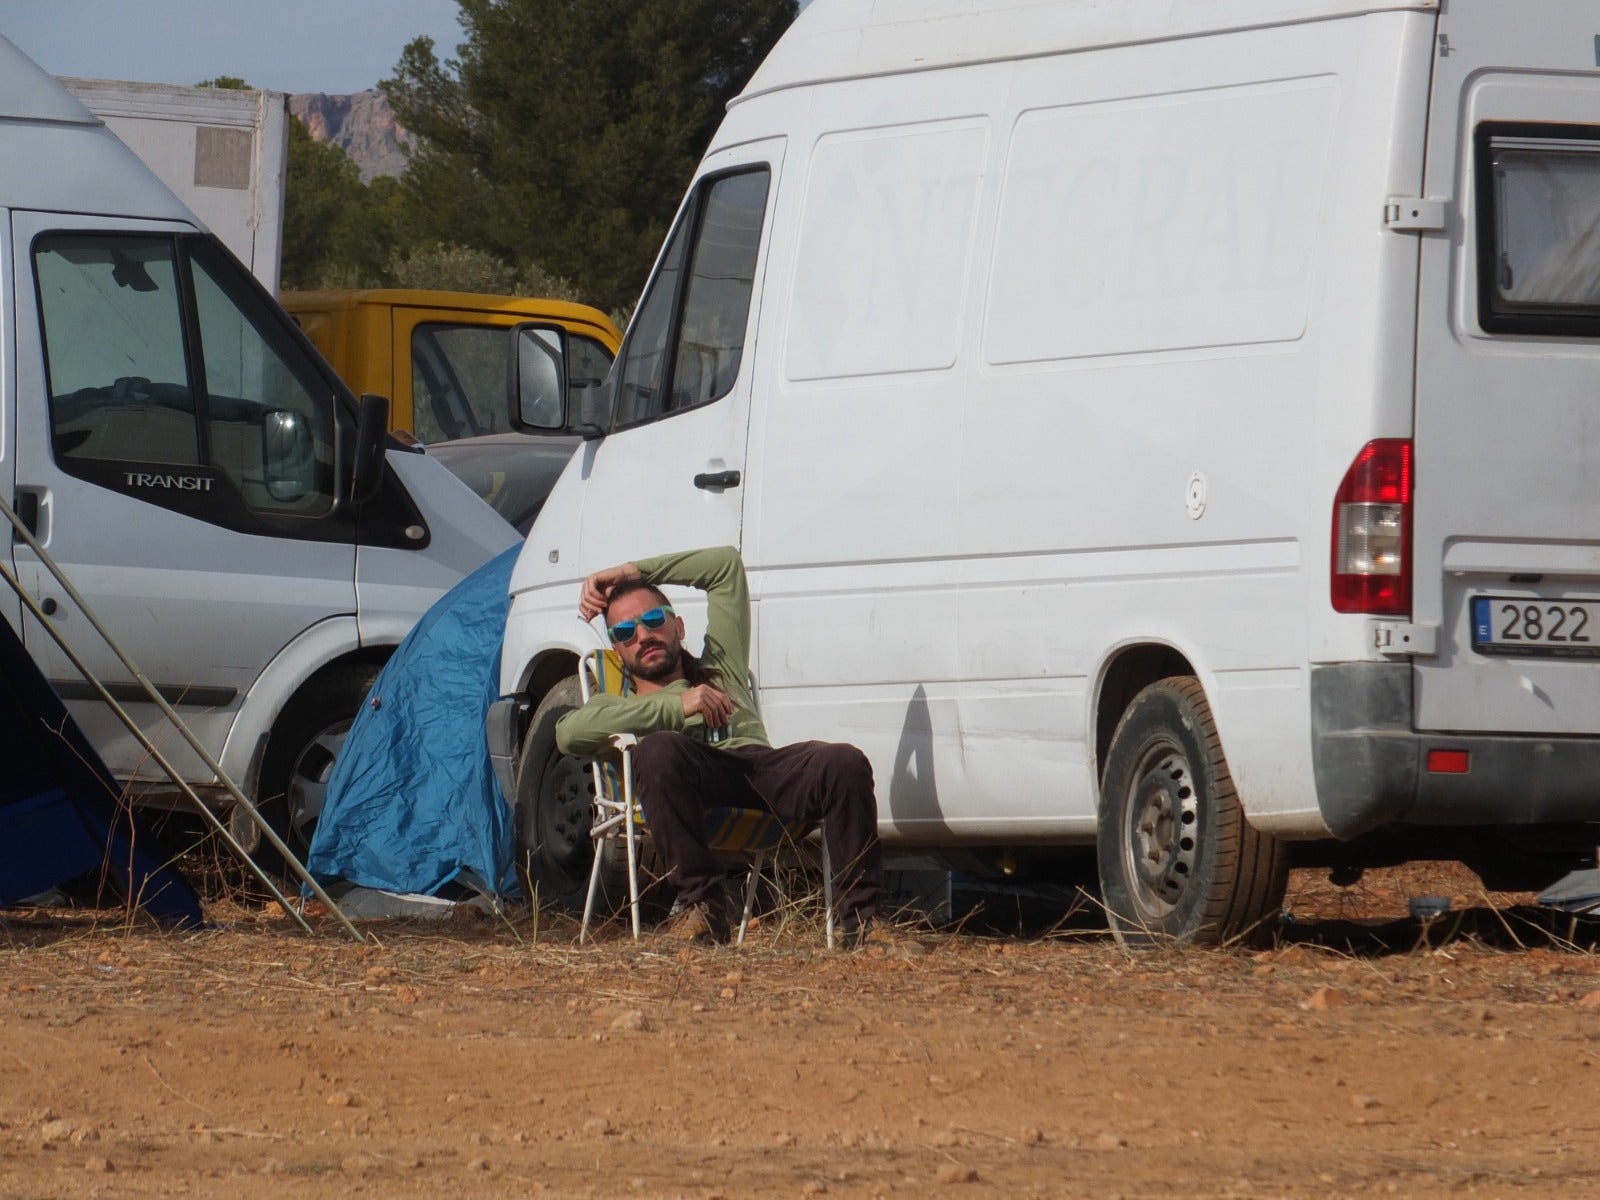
[1427,749,1470,774]
[1330,439,1412,616]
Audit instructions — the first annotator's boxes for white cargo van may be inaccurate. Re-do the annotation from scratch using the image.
[0,39,520,857]
[493,0,1600,942]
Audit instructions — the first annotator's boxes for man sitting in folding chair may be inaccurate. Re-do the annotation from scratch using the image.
[555,545,907,949]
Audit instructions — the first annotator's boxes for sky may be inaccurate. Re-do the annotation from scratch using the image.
[0,0,468,95]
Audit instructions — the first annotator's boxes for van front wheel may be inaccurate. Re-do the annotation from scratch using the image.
[258,663,379,867]
[513,677,628,914]
[1097,677,1287,947]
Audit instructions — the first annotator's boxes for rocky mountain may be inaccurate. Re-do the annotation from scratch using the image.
[289,90,411,182]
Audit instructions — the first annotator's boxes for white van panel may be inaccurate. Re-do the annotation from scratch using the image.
[986,78,1336,364]
[355,449,520,648]
[748,82,980,794]
[785,120,987,381]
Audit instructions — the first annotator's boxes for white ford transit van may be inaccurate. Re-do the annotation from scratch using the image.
[493,0,1600,943]
[1,40,520,857]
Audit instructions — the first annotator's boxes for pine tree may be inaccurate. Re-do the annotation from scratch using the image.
[382,0,797,312]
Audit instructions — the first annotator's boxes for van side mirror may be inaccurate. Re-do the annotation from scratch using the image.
[350,392,388,506]
[508,323,568,432]
[262,409,314,502]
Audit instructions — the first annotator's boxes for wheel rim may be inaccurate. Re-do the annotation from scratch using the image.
[526,751,596,889]
[1121,743,1200,921]
[285,721,352,853]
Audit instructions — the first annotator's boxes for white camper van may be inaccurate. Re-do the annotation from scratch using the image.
[493,0,1600,943]
[0,39,520,856]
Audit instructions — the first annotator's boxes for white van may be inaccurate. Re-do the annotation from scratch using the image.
[493,0,1600,942]
[0,39,520,857]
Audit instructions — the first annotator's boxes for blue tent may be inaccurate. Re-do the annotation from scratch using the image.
[307,546,520,897]
[0,605,202,926]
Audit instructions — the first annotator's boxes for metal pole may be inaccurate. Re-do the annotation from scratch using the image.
[0,559,316,932]
[0,495,362,941]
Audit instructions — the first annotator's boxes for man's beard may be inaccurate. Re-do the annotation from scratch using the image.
[629,642,682,682]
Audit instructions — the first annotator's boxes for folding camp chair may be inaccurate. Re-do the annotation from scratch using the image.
[577,648,834,947]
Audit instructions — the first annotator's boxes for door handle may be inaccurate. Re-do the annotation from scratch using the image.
[13,490,39,538]
[693,470,742,490]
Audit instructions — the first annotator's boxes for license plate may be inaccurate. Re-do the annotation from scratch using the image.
[1471,596,1600,658]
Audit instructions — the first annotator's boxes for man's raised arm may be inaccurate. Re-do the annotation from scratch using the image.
[628,547,750,672]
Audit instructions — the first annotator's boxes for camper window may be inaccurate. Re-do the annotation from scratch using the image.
[1476,122,1600,336]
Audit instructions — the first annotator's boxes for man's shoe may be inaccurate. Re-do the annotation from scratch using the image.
[844,918,927,955]
[663,900,731,946]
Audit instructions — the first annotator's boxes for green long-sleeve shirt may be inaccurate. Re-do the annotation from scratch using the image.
[554,546,770,757]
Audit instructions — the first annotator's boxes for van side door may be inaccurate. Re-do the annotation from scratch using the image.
[10,212,357,785]
[576,140,784,568]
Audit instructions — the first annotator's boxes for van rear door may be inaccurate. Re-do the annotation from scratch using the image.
[1411,5,1600,735]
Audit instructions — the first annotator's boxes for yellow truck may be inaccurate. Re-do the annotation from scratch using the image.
[280,288,621,444]
[281,289,623,531]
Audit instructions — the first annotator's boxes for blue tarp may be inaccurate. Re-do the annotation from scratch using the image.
[0,602,202,926]
[308,546,520,897]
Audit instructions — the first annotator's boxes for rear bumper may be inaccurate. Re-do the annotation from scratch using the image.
[1311,663,1600,838]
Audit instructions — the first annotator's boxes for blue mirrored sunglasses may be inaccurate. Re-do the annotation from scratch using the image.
[607,605,674,644]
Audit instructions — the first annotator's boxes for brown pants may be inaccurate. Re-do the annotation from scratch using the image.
[630,732,884,929]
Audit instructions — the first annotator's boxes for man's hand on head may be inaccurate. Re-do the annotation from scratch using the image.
[679,684,733,728]
[579,562,643,621]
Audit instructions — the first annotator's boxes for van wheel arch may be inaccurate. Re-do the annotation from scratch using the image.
[1095,643,1194,778]
[522,652,580,719]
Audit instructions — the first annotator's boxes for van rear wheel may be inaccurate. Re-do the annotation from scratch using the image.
[1097,677,1287,947]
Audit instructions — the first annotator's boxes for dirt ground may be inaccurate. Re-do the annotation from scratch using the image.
[3,863,1600,1200]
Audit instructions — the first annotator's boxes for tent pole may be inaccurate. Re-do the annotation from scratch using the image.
[0,498,362,941]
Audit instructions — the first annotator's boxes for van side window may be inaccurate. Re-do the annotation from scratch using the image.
[35,233,336,519]
[36,235,200,466]
[614,168,770,429]
[1476,123,1600,336]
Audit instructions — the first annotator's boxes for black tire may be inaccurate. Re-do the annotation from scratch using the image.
[513,676,633,915]
[257,663,380,868]
[1097,677,1288,948]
